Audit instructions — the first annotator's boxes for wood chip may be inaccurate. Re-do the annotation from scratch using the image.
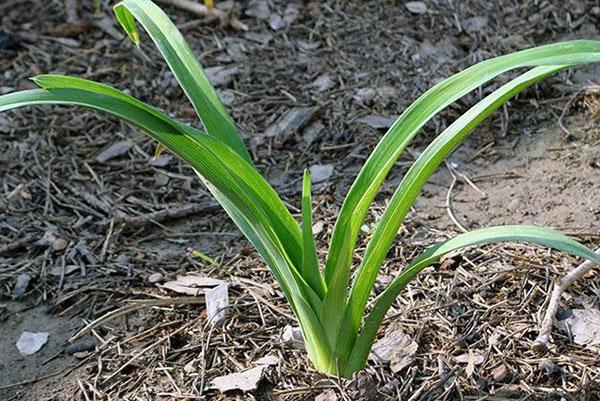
[211,366,266,392]
[96,141,133,162]
[357,114,395,129]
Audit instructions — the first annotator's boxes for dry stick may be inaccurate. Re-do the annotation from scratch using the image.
[0,233,35,256]
[70,297,205,342]
[102,322,192,383]
[115,203,220,228]
[533,248,600,353]
[444,162,468,233]
[156,0,248,31]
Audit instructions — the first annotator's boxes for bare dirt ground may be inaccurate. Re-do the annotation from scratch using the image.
[1,1,599,400]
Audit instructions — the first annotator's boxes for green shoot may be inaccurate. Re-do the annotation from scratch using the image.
[1,0,599,378]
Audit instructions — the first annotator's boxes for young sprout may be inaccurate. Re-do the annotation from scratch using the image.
[1,0,599,378]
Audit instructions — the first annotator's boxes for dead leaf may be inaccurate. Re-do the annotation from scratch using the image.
[280,325,304,349]
[148,154,172,167]
[49,265,79,277]
[16,331,49,355]
[357,114,395,129]
[262,107,318,141]
[283,4,300,25]
[206,283,229,325]
[36,231,68,251]
[218,90,236,106]
[255,354,279,366]
[205,66,239,87]
[557,307,600,348]
[159,275,225,296]
[96,141,132,162]
[312,221,324,235]
[303,121,325,144]
[465,350,477,377]
[307,74,334,92]
[245,0,270,20]
[211,366,266,392]
[315,390,338,401]
[455,350,484,377]
[491,364,511,382]
[353,88,376,104]
[244,32,273,45]
[371,328,418,372]
[297,40,320,51]
[147,272,165,284]
[309,164,334,183]
[405,1,428,14]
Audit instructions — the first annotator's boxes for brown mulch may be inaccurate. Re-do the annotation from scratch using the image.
[1,0,599,400]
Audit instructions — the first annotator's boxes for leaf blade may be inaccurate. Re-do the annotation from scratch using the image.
[322,40,600,344]
[346,225,600,376]
[114,0,251,163]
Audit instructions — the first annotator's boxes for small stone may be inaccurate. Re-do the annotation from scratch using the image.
[405,1,427,14]
[148,273,165,284]
[73,351,89,359]
[52,237,68,252]
[16,331,49,355]
[269,13,284,30]
[12,274,31,300]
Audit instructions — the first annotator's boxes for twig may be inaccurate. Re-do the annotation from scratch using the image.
[444,162,468,233]
[70,297,205,342]
[0,233,35,256]
[156,0,248,31]
[557,88,585,140]
[114,203,220,228]
[533,248,600,353]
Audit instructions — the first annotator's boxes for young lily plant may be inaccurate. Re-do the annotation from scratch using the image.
[1,0,599,378]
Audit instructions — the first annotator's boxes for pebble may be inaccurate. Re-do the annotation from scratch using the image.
[148,272,165,284]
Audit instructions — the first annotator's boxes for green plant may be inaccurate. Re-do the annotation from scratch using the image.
[1,0,599,378]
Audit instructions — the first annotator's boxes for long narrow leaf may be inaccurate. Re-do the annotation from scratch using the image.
[0,85,331,364]
[333,65,571,361]
[114,0,252,163]
[345,225,599,376]
[322,41,600,340]
[301,170,326,298]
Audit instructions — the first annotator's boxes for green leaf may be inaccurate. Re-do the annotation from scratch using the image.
[0,81,333,371]
[321,40,600,343]
[345,225,600,376]
[301,170,326,299]
[333,65,570,362]
[114,0,252,163]
[113,4,139,46]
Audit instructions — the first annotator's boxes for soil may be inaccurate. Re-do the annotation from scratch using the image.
[1,0,599,400]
